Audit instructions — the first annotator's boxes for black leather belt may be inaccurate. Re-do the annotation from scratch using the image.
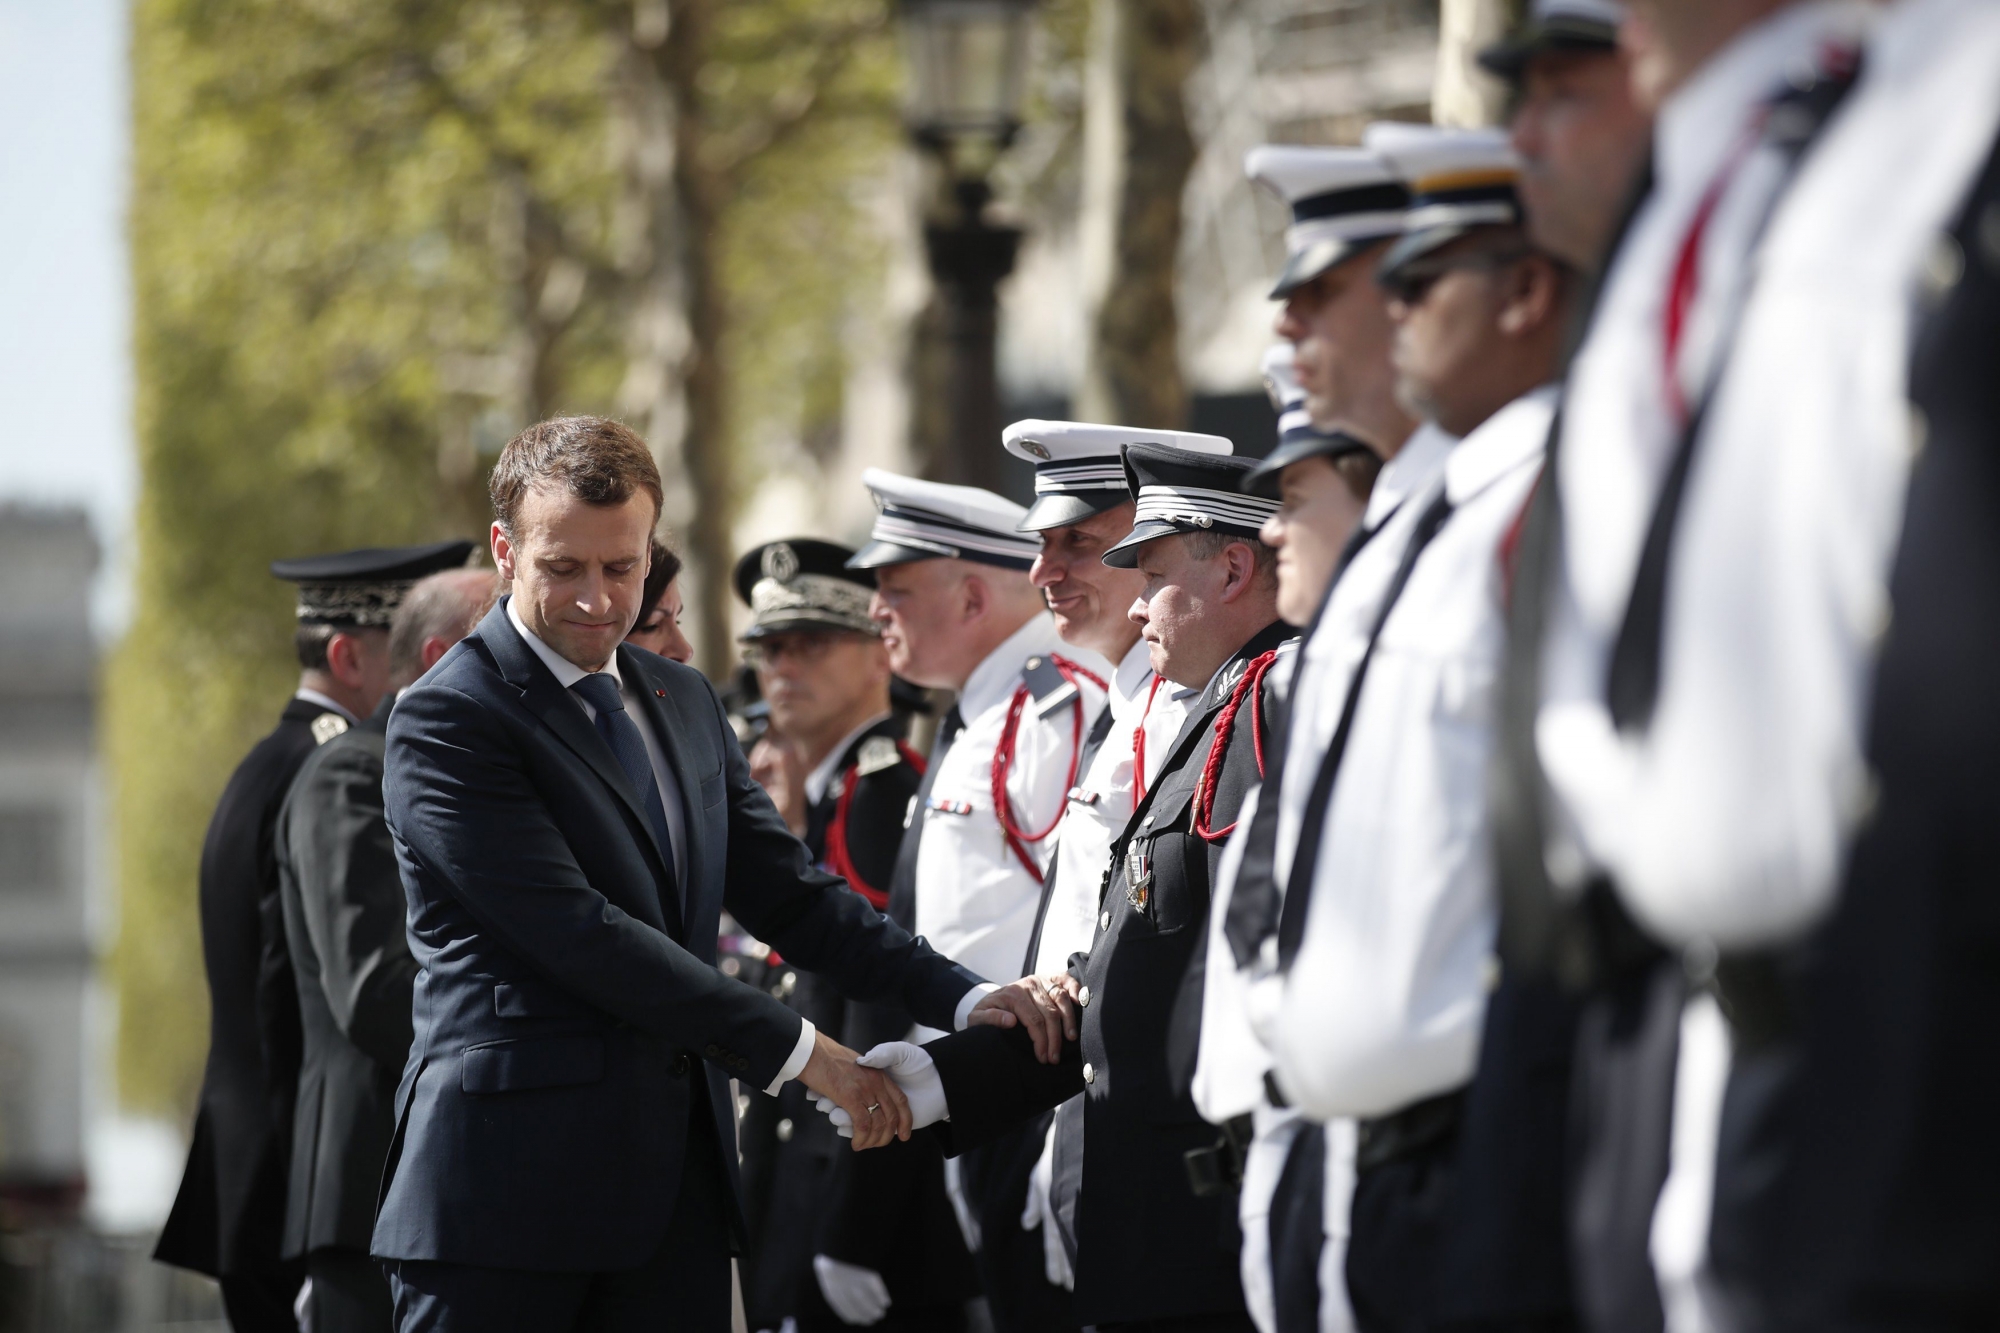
[1184,1113,1255,1198]
[1355,1088,1467,1175]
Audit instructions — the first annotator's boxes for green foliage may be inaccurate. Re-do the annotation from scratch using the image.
[112,0,917,1117]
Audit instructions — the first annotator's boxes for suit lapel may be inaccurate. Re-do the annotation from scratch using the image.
[479,601,681,934]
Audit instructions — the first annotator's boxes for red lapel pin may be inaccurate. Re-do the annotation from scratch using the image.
[655,689,666,698]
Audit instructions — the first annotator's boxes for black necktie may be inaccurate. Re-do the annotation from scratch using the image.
[885,706,963,932]
[1222,505,1406,968]
[1275,491,1457,971]
[572,674,677,896]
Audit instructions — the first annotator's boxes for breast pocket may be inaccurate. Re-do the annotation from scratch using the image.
[699,767,725,811]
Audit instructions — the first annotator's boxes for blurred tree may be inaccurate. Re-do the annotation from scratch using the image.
[114,0,906,1117]
[1434,0,1523,126]
[1074,0,1203,429]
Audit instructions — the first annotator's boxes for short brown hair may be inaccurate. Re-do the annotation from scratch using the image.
[639,538,684,621]
[489,416,663,538]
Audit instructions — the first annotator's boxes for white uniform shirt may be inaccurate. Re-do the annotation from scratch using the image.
[1032,639,1185,977]
[1273,386,1555,1120]
[1537,0,1879,918]
[914,613,1110,1010]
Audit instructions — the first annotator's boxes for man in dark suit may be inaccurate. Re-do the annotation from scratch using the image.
[275,567,496,1333]
[835,445,1292,1333]
[372,417,1067,1333]
[156,539,475,1332]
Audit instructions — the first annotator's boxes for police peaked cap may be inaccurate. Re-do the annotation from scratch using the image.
[270,539,478,627]
[732,538,879,641]
[1366,124,1526,278]
[1003,419,1234,532]
[1243,344,1380,496]
[1101,446,1279,568]
[1479,0,1624,80]
[1246,145,1412,299]
[848,469,1041,571]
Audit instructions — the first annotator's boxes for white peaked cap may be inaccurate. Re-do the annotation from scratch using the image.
[849,468,1040,570]
[1003,420,1234,532]
[1244,144,1412,299]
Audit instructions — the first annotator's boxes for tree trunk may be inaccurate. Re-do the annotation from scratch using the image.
[613,0,736,678]
[1433,0,1521,128]
[1073,0,1202,429]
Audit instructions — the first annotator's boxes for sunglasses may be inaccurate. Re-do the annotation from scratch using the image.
[1378,249,1532,305]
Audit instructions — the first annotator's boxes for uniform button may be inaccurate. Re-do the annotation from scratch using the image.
[733,1056,750,1072]
[776,1118,794,1143]
[1082,1062,1096,1085]
[672,1053,692,1077]
[1078,986,1091,1008]
[1099,910,1110,931]
[704,1044,721,1059]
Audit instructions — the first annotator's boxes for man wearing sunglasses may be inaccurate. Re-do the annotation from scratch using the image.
[1266,126,1574,1332]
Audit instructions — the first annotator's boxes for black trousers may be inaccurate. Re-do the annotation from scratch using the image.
[306,1249,394,1333]
[958,1114,1078,1333]
[219,1263,304,1333]
[388,1117,733,1332]
[1099,1313,1257,1333]
[1269,1126,1326,1333]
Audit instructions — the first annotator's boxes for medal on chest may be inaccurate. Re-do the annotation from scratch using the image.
[1125,842,1153,911]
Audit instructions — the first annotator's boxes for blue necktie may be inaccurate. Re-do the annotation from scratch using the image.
[571,673,677,893]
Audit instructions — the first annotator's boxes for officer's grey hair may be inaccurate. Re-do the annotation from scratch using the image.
[390,569,499,683]
[1179,530,1278,589]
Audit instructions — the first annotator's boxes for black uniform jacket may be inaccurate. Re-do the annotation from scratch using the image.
[371,600,981,1272]
[274,703,416,1259]
[741,717,975,1327]
[156,695,345,1278]
[926,621,1295,1327]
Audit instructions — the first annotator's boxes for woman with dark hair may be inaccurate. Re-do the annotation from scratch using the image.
[627,538,694,664]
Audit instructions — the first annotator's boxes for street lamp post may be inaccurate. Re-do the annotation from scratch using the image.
[899,0,1037,494]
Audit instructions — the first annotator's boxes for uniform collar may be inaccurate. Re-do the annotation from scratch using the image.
[293,686,359,725]
[1107,639,1157,721]
[1446,382,1560,506]
[958,612,1066,719]
[1364,422,1456,528]
[804,711,895,806]
[1656,0,1874,192]
[507,595,625,693]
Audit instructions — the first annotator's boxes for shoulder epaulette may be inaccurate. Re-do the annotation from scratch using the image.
[1021,654,1080,720]
[310,714,350,746]
[855,735,902,776]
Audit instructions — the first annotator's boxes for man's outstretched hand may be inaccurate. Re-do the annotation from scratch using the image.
[799,1029,911,1150]
[967,973,1080,1064]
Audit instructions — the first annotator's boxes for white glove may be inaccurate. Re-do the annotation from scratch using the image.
[1019,1117,1075,1289]
[813,1041,950,1137]
[814,1255,891,1325]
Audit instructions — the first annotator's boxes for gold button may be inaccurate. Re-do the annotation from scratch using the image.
[776,1118,794,1143]
[1082,1062,1096,1085]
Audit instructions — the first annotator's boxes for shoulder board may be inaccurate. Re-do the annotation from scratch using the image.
[1021,655,1079,719]
[856,735,902,776]
[310,713,350,746]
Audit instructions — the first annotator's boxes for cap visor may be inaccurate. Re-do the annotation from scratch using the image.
[1018,492,1123,532]
[1269,235,1373,300]
[1244,434,1378,494]
[1378,224,1476,283]
[1100,519,1186,569]
[846,539,944,570]
[1479,19,1619,76]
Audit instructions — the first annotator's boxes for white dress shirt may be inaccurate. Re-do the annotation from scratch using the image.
[1032,639,1183,977]
[294,686,360,724]
[506,598,816,1094]
[913,614,1110,1026]
[1274,385,1555,1120]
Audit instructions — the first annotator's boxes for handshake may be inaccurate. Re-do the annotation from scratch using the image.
[795,972,1081,1151]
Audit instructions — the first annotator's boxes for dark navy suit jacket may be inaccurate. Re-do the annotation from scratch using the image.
[370,599,981,1272]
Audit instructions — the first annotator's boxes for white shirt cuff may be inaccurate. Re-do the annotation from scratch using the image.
[954,983,1002,1032]
[766,1018,817,1096]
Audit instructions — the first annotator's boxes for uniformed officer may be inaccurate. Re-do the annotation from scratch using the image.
[156,539,474,1332]
[1504,5,2000,1330]
[1194,141,1450,1333]
[724,538,978,1333]
[989,420,1231,1332]
[275,566,496,1333]
[1266,130,1575,1331]
[843,445,1291,1333]
[845,470,1112,1326]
